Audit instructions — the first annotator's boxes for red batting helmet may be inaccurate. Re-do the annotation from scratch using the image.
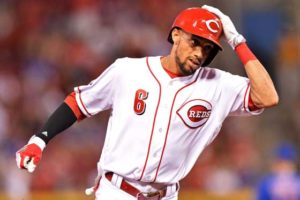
[168,7,223,66]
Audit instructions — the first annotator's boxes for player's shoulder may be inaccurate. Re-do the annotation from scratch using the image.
[114,56,150,65]
[200,67,232,79]
[110,56,159,74]
[105,57,144,73]
[201,66,246,81]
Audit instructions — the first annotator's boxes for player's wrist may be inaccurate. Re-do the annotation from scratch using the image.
[229,34,246,49]
[235,42,257,65]
[28,135,46,151]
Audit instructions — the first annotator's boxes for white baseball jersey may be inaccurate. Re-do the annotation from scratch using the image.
[74,56,263,184]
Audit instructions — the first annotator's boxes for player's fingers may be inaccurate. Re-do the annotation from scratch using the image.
[22,156,30,169]
[202,5,220,13]
[16,152,22,169]
[202,5,224,17]
[16,153,29,169]
[26,159,36,173]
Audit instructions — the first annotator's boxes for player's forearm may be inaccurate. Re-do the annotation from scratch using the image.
[245,60,279,108]
[35,102,77,144]
[235,44,279,108]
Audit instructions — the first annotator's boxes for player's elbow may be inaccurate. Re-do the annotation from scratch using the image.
[260,93,279,108]
[267,95,279,107]
[252,92,279,108]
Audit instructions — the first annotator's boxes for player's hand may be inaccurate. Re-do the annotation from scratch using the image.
[16,136,46,173]
[202,5,246,49]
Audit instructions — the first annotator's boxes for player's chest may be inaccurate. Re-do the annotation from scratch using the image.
[117,77,221,129]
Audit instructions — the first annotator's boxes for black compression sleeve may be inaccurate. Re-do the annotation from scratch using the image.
[35,102,77,144]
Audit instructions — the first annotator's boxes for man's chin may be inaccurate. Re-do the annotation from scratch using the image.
[178,61,200,76]
[181,66,196,76]
[187,64,199,74]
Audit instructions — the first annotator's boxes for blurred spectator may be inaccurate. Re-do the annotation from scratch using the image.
[255,142,300,200]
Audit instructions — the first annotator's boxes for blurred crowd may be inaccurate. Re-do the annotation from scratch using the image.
[0,0,299,199]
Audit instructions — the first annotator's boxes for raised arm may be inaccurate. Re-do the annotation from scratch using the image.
[202,5,279,108]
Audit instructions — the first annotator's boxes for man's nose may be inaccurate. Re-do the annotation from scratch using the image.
[194,46,204,59]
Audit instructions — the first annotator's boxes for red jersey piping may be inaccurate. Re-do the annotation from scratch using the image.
[138,57,162,181]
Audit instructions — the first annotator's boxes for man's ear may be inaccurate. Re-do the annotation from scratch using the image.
[172,28,181,45]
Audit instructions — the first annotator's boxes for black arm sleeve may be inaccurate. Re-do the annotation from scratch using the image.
[35,102,77,144]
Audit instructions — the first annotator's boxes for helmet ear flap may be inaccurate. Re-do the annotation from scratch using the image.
[168,28,174,44]
[167,27,180,44]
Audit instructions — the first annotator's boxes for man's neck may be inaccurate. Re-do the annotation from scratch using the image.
[160,56,182,77]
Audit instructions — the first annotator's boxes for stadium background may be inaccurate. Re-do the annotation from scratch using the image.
[0,0,299,199]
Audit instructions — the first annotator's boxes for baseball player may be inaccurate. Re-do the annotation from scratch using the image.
[16,5,278,200]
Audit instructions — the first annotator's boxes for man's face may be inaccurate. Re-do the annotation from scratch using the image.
[174,30,215,76]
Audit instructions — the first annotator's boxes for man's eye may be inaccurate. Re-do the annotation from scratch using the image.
[203,45,214,52]
[190,39,200,47]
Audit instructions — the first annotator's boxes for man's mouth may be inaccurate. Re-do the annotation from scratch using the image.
[189,59,201,67]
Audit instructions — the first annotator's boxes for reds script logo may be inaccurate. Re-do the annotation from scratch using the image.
[177,99,212,129]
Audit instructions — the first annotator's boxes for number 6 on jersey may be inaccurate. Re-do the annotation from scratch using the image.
[133,89,148,115]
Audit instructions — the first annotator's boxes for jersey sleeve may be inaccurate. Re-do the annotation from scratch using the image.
[74,60,119,117]
[222,72,264,116]
[64,92,86,121]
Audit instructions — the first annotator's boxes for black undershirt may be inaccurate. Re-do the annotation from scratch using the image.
[35,102,77,144]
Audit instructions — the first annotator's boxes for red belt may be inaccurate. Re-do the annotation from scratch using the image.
[105,172,167,198]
